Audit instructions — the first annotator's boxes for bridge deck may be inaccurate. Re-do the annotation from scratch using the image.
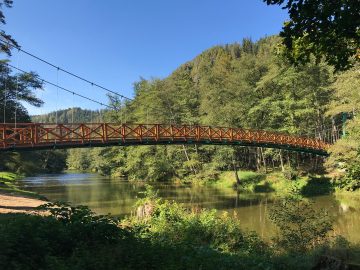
[0,123,330,156]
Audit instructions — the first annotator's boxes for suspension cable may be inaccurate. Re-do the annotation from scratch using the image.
[40,85,44,123]
[0,40,165,124]
[90,83,93,123]
[120,96,123,124]
[0,38,132,101]
[6,63,117,111]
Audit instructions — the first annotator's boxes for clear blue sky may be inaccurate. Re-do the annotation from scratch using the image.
[3,0,288,115]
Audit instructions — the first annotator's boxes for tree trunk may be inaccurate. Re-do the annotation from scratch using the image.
[279,150,285,172]
[232,159,241,185]
[248,148,252,168]
[256,148,261,171]
[286,151,291,167]
[182,144,196,174]
[260,147,267,172]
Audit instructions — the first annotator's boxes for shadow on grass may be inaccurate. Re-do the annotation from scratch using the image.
[253,182,275,193]
[300,176,334,197]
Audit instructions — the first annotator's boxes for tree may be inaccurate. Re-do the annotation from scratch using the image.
[0,62,43,123]
[269,194,333,253]
[263,0,360,70]
[0,0,17,56]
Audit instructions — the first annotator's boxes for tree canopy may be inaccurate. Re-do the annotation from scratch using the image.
[263,0,360,70]
[0,0,17,56]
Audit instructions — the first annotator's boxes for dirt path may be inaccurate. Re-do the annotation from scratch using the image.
[0,193,47,214]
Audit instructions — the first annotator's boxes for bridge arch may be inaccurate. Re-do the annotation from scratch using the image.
[0,123,330,156]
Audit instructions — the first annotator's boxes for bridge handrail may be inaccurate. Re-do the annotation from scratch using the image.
[0,123,330,154]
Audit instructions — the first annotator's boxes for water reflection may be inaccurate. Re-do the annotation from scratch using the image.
[20,173,360,243]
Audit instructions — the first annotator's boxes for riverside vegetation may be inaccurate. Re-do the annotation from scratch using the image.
[0,186,359,270]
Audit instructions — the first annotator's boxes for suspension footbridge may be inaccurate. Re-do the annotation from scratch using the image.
[0,123,331,156]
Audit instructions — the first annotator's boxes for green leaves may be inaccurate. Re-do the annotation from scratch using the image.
[0,63,44,123]
[263,0,360,70]
[269,195,333,253]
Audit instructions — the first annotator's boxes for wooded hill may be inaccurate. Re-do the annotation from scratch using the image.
[65,36,359,188]
[31,107,104,124]
[25,37,359,189]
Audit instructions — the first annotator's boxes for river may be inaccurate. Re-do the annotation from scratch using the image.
[20,172,360,243]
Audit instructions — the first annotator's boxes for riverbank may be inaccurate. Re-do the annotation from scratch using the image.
[0,171,46,199]
[0,193,47,214]
[0,173,48,214]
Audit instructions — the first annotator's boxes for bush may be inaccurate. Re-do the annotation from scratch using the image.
[331,163,360,191]
[282,165,299,180]
[0,203,272,270]
[341,163,360,191]
[126,200,268,255]
[269,195,333,253]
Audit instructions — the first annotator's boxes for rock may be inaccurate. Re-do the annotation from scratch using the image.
[136,202,154,219]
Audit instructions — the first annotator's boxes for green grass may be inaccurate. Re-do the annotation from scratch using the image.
[0,172,18,181]
[210,170,335,196]
[0,171,46,200]
[210,170,265,189]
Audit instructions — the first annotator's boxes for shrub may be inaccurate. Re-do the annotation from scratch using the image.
[282,165,299,180]
[0,203,272,270]
[124,186,269,257]
[269,195,333,253]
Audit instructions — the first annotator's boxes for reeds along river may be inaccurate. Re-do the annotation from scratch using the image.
[20,172,360,243]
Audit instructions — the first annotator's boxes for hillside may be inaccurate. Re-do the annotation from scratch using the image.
[31,107,104,123]
[68,36,339,180]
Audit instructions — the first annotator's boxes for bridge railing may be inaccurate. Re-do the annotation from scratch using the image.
[0,123,330,153]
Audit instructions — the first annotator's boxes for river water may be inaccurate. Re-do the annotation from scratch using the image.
[20,172,360,243]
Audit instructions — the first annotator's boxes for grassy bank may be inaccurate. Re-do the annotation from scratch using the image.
[209,170,336,197]
[0,171,45,199]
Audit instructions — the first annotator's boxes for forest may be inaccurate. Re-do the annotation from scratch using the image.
[60,36,359,191]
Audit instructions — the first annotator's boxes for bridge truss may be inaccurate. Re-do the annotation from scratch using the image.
[0,123,330,156]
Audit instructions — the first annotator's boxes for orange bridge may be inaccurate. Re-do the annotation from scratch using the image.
[0,123,331,156]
